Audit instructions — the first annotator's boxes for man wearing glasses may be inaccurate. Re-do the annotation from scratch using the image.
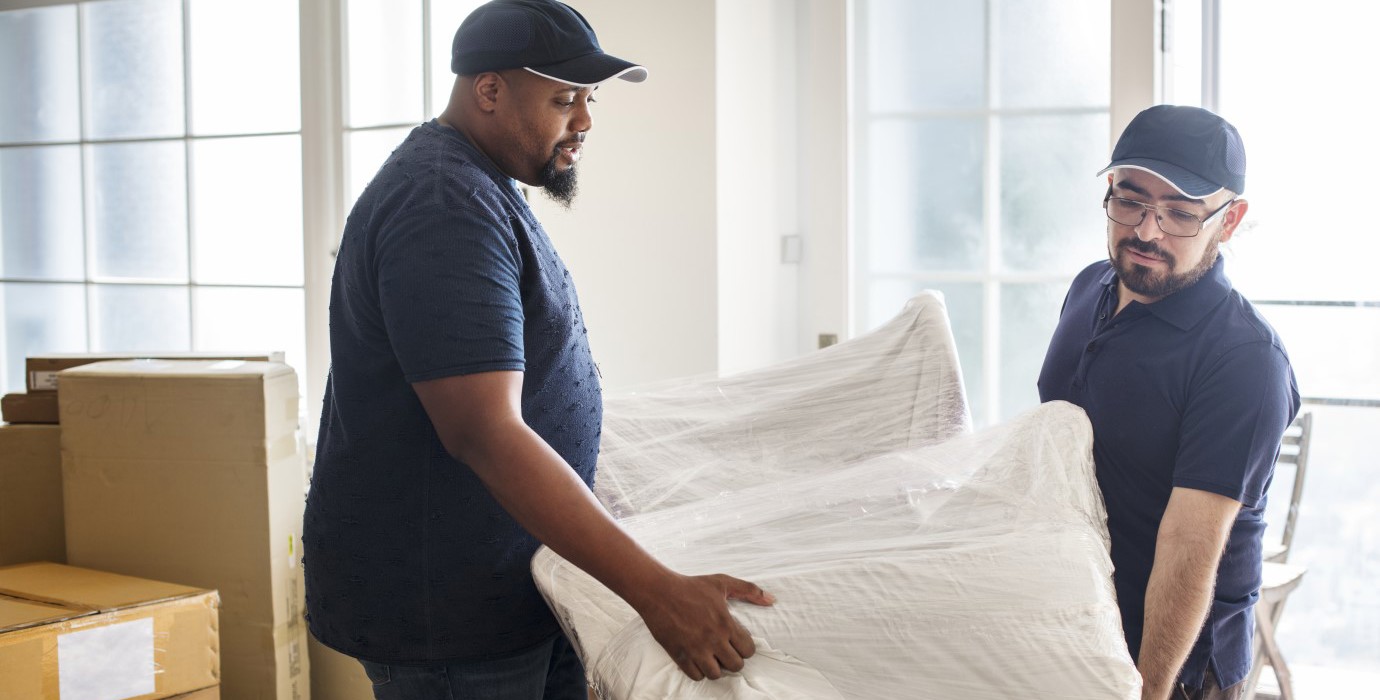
[1038,105,1299,700]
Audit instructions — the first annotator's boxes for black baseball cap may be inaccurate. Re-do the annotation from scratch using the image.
[1098,105,1246,197]
[451,0,647,87]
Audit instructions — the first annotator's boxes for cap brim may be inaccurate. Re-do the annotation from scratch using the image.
[524,52,648,88]
[1096,158,1224,199]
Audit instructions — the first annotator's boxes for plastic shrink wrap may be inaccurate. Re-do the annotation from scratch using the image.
[533,293,1140,699]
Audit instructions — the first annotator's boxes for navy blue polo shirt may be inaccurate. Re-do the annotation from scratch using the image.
[1038,257,1298,689]
[304,120,603,663]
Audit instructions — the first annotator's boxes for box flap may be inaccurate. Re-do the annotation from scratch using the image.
[0,594,91,633]
[28,351,284,362]
[0,563,207,613]
[58,359,294,380]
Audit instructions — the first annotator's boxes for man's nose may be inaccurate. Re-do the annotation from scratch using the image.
[1134,210,1165,241]
[572,100,593,134]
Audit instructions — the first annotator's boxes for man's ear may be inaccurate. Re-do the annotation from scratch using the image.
[472,72,503,113]
[1218,198,1249,243]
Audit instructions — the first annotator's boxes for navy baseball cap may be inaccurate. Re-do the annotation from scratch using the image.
[451,0,647,87]
[1098,105,1246,197]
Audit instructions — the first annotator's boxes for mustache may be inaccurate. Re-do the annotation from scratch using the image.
[555,133,586,150]
[1118,237,1173,263]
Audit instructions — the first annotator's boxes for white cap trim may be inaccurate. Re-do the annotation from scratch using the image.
[1097,164,1224,200]
[523,65,648,88]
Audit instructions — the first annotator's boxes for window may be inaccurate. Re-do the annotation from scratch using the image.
[0,0,306,395]
[852,0,1111,426]
[1167,0,1380,690]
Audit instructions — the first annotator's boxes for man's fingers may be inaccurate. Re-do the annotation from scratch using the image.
[721,575,775,606]
[698,654,724,681]
[729,620,757,660]
[676,654,704,682]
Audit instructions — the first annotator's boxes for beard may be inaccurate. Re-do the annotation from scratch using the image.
[537,150,578,208]
[1110,234,1220,300]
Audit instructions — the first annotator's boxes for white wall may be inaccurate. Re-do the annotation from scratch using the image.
[527,0,721,390]
[715,0,801,375]
[531,0,851,387]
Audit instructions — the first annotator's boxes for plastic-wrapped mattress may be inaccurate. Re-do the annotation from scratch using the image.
[532,294,1140,699]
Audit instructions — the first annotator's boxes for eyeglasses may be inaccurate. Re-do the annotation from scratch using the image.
[1102,194,1236,238]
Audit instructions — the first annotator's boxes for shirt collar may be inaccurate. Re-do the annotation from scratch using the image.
[425,119,519,190]
[1100,256,1233,331]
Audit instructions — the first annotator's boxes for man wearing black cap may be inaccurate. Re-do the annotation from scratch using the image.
[1038,105,1299,700]
[304,2,772,697]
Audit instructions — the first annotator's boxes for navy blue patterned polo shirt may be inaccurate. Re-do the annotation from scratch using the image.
[305,120,603,663]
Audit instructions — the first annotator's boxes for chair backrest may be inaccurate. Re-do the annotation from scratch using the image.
[1270,411,1313,563]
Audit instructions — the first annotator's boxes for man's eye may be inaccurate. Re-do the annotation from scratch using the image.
[1167,209,1199,223]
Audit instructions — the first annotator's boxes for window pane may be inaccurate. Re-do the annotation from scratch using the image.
[193,286,305,395]
[347,0,423,128]
[999,113,1110,274]
[1256,305,1380,401]
[1,145,83,280]
[188,0,301,135]
[1,283,86,394]
[866,118,984,273]
[999,282,1066,422]
[191,135,303,285]
[430,1,485,114]
[89,284,191,352]
[1219,1,1380,302]
[347,127,411,206]
[994,0,1109,109]
[0,5,80,143]
[864,0,984,112]
[87,141,189,281]
[1165,0,1204,107]
[867,279,984,425]
[82,0,185,140]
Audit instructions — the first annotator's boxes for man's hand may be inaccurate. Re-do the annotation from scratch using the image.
[414,371,775,681]
[633,573,776,681]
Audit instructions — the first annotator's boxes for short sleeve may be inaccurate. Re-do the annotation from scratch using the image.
[1173,341,1298,507]
[376,206,526,383]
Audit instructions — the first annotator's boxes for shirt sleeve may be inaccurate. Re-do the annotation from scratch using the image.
[375,205,527,383]
[1172,340,1299,507]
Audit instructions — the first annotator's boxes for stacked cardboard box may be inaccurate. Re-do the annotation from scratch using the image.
[0,562,220,699]
[1,392,59,424]
[2,352,285,426]
[0,424,65,566]
[59,360,309,700]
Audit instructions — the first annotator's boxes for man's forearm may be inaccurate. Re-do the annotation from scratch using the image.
[1137,486,1240,700]
[460,416,673,607]
[1137,545,1219,699]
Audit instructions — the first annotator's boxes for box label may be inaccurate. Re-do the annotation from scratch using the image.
[58,618,156,700]
[29,370,59,391]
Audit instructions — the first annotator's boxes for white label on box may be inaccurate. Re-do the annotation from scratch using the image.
[57,618,156,700]
[29,370,59,390]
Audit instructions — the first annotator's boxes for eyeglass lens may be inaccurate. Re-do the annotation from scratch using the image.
[1105,198,1201,237]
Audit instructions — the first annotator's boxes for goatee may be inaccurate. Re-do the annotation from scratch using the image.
[1111,235,1219,299]
[538,154,578,209]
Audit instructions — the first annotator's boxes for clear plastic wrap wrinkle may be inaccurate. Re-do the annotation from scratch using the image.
[533,293,1140,698]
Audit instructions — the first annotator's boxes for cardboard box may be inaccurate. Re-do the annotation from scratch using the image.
[2,392,60,424]
[0,425,65,567]
[60,360,308,700]
[307,636,374,700]
[0,562,219,700]
[26,352,285,393]
[169,688,220,700]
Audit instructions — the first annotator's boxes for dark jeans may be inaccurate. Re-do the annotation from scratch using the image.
[1175,668,1244,700]
[358,633,586,700]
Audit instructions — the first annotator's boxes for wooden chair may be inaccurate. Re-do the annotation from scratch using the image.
[1243,412,1313,700]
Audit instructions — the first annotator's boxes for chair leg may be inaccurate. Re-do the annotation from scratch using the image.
[1256,609,1294,700]
[1242,604,1270,700]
